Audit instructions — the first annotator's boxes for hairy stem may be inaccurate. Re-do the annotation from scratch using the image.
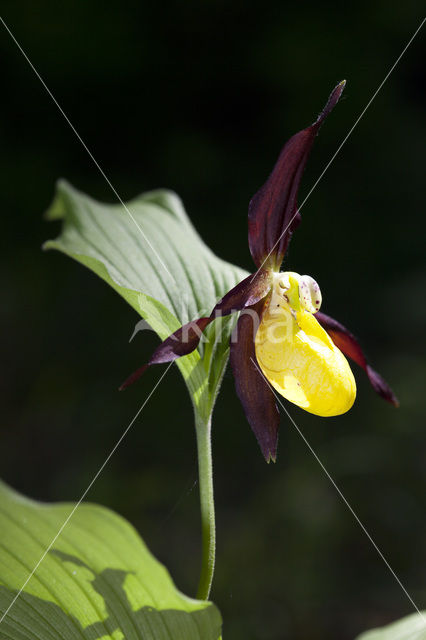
[195,411,216,600]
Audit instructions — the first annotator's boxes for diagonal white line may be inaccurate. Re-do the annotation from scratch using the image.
[254,16,425,277]
[0,361,174,627]
[250,356,426,623]
[0,16,175,284]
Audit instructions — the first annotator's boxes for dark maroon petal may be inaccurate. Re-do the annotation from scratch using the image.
[365,366,399,407]
[230,299,280,462]
[248,81,346,270]
[119,364,149,390]
[210,268,272,317]
[315,311,366,368]
[316,311,399,407]
[120,270,272,390]
[119,317,211,390]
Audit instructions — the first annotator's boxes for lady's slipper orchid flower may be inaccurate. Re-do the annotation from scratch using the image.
[121,81,398,462]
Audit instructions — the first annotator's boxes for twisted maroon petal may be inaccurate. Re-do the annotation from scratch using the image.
[120,270,272,390]
[230,299,280,462]
[316,311,399,407]
[248,81,346,270]
[119,317,211,390]
[210,268,272,316]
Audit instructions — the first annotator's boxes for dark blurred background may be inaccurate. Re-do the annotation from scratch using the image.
[1,2,425,638]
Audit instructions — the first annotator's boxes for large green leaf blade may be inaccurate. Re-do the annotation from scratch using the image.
[356,612,426,640]
[43,180,248,416]
[0,481,222,640]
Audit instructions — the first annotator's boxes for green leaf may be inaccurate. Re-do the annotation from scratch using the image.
[355,612,426,640]
[0,480,222,640]
[44,181,248,420]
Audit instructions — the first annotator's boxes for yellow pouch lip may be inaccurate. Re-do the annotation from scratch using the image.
[255,302,356,417]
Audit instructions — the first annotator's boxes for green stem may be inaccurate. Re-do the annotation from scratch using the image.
[195,411,216,600]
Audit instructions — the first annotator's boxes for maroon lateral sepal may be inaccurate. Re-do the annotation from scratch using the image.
[120,270,272,390]
[248,81,346,270]
[230,299,280,462]
[315,311,399,407]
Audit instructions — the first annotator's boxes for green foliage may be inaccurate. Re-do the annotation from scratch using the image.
[0,480,222,640]
[356,612,426,640]
[44,181,247,421]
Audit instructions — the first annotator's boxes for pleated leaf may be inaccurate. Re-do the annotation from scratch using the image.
[0,481,222,640]
[356,612,426,640]
[44,181,248,420]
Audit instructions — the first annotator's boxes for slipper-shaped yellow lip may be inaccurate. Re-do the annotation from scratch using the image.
[255,295,356,417]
